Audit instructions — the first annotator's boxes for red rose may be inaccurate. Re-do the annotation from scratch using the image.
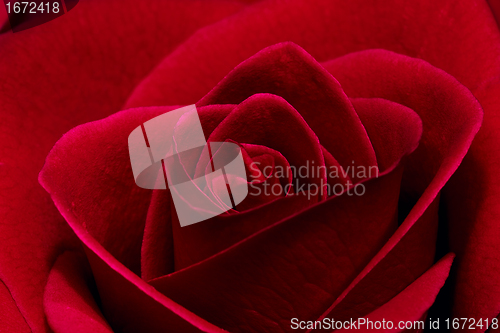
[1,0,500,332]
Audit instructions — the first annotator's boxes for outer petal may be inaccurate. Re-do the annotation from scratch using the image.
[322,49,484,321]
[489,0,500,25]
[0,5,7,31]
[444,82,500,323]
[313,197,440,326]
[1,1,247,331]
[337,254,454,333]
[44,252,113,333]
[39,106,229,332]
[125,0,500,108]
[322,49,483,196]
[0,280,31,333]
[38,105,180,274]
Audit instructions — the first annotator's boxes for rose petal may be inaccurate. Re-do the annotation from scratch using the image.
[488,0,500,26]
[0,280,31,333]
[39,106,227,332]
[82,239,224,332]
[207,93,327,188]
[444,81,500,322]
[0,5,8,32]
[197,105,236,140]
[40,107,179,275]
[125,0,500,111]
[337,253,454,333]
[2,1,248,331]
[323,49,482,196]
[141,189,175,281]
[170,192,315,271]
[322,49,483,320]
[235,144,293,209]
[315,197,440,324]
[351,98,422,173]
[321,147,352,187]
[241,143,293,189]
[44,252,113,333]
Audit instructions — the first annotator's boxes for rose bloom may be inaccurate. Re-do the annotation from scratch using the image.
[2,0,500,332]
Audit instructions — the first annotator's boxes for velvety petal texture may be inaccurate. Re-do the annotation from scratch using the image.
[39,36,484,332]
[121,0,500,322]
[44,252,113,333]
[198,42,378,175]
[0,280,31,333]
[489,0,500,26]
[0,1,250,332]
[0,0,498,331]
[350,98,422,173]
[39,43,422,331]
[39,107,228,332]
[125,0,500,108]
[337,253,454,333]
[151,168,407,332]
